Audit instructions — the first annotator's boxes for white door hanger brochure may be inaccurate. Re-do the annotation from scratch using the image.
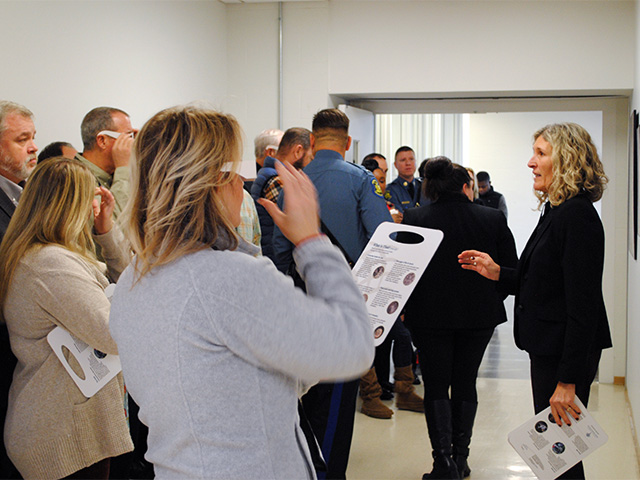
[352,222,444,346]
[507,397,608,480]
[47,326,122,398]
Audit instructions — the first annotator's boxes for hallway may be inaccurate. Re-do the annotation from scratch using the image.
[348,320,640,479]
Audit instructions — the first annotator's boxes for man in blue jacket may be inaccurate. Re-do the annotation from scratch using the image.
[274,108,391,479]
[387,145,422,213]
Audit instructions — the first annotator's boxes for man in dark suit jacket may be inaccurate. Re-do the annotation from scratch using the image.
[0,188,15,236]
[0,100,39,479]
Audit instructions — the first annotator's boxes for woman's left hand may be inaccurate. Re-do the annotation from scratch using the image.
[93,186,115,235]
[549,382,581,426]
[458,250,501,281]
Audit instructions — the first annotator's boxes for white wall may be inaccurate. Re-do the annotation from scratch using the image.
[226,1,332,164]
[0,0,228,150]
[626,0,640,445]
[328,0,634,97]
[2,0,633,167]
[224,0,634,163]
[225,2,280,160]
[468,111,603,256]
[339,105,375,164]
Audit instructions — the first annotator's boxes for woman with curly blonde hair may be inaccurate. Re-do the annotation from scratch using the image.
[109,106,373,479]
[459,123,611,479]
[531,122,607,208]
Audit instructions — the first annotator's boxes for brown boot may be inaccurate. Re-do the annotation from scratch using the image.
[394,365,424,412]
[359,367,394,419]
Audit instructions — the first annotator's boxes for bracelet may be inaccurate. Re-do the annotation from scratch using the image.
[295,233,325,248]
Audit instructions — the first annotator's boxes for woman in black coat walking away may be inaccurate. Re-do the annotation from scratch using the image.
[402,157,518,479]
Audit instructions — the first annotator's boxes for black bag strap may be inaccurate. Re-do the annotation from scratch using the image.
[297,400,327,473]
[320,220,355,267]
[286,220,355,292]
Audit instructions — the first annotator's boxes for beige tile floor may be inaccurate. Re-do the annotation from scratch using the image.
[347,320,640,479]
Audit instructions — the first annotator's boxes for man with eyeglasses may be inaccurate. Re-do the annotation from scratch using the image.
[75,107,150,479]
[75,106,136,219]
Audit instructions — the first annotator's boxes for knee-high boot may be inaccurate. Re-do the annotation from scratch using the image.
[394,365,424,412]
[359,367,394,419]
[422,399,460,480]
[452,400,477,478]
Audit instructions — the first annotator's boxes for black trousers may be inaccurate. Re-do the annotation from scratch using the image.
[301,379,360,480]
[413,327,494,402]
[64,458,110,479]
[1,324,20,479]
[529,349,603,480]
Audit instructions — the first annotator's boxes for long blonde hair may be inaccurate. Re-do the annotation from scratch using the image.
[533,123,608,208]
[124,105,242,279]
[0,158,97,321]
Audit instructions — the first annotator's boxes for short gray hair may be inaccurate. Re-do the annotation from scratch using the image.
[0,101,34,136]
[254,129,283,158]
[81,106,128,151]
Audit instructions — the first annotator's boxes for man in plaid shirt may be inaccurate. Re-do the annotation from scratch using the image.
[250,127,313,263]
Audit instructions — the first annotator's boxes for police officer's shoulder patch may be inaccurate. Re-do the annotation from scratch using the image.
[371,178,384,198]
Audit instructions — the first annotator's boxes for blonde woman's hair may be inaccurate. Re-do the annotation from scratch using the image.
[533,123,608,208]
[125,105,242,279]
[0,158,97,321]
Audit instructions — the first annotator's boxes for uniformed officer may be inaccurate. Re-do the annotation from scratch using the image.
[273,108,391,479]
[387,145,422,213]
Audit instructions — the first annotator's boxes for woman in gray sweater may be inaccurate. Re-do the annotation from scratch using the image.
[109,106,374,479]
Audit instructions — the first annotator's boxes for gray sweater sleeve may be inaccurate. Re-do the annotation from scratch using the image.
[194,236,374,384]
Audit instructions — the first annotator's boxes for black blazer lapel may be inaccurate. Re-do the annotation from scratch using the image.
[0,190,14,215]
[519,212,552,273]
[0,190,16,238]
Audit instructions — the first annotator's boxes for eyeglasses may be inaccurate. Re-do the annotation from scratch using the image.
[221,160,257,180]
[98,130,134,139]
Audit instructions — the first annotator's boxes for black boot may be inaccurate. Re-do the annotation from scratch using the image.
[422,399,460,480]
[452,400,477,478]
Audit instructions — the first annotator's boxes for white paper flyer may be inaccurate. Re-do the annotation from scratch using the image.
[47,326,122,398]
[507,397,608,479]
[352,222,443,346]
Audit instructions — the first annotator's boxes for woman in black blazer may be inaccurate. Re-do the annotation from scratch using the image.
[402,157,518,479]
[459,123,612,479]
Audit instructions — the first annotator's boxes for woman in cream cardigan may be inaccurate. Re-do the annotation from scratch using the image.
[0,158,133,479]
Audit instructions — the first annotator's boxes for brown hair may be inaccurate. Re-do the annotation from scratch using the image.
[312,108,349,146]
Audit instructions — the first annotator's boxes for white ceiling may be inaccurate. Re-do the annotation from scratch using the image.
[220,0,320,3]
